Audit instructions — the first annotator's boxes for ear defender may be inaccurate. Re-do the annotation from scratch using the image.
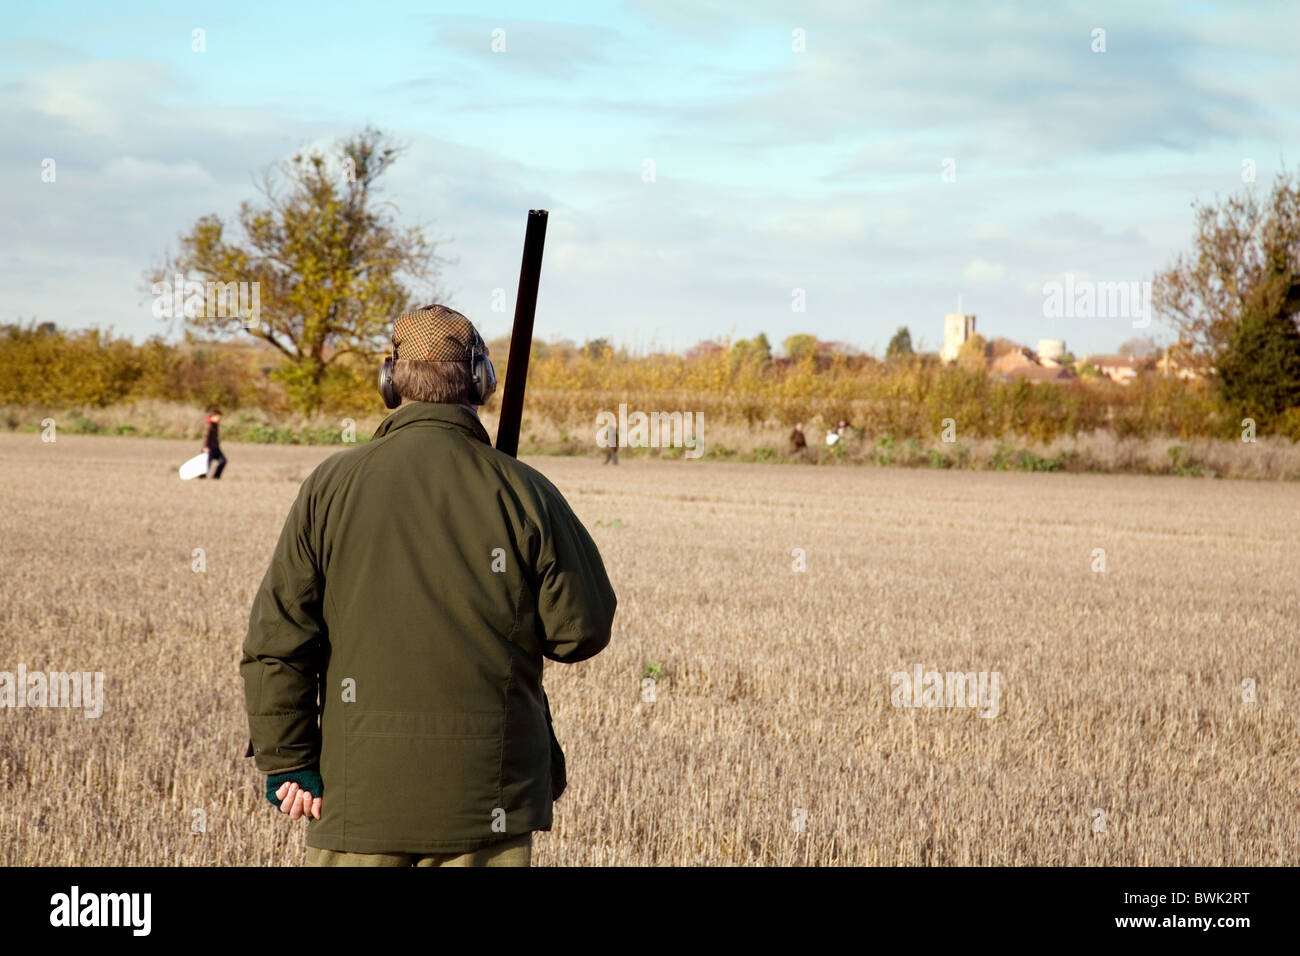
[469,331,497,405]
[378,349,401,409]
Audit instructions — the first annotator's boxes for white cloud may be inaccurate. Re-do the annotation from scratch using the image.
[102,157,215,187]
[972,221,1010,239]
[962,258,1005,282]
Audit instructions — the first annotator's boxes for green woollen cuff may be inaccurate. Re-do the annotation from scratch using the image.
[266,767,324,808]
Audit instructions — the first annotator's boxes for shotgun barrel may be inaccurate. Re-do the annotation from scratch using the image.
[495,209,548,458]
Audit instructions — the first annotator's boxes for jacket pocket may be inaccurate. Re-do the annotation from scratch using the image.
[542,691,566,801]
[341,710,504,848]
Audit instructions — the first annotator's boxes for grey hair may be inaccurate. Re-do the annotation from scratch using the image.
[391,359,473,405]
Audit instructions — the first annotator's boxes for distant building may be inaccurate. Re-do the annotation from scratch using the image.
[942,313,976,362]
[1086,354,1150,384]
[988,343,1075,383]
[1036,339,1066,365]
[992,346,1038,374]
[1001,364,1075,383]
[685,340,725,360]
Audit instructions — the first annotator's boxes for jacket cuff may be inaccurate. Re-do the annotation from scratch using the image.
[246,713,320,772]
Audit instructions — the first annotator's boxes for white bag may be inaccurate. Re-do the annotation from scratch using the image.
[178,452,209,480]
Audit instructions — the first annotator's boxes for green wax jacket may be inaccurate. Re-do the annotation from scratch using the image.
[240,402,616,853]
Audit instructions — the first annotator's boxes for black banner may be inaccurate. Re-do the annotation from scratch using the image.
[2,866,1280,942]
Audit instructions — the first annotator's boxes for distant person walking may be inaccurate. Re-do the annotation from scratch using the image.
[201,408,227,479]
[789,422,807,456]
[603,423,619,465]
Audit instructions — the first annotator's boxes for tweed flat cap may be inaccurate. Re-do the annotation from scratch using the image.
[392,305,487,361]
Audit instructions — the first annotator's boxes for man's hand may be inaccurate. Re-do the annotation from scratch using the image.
[276,781,322,820]
[266,768,323,820]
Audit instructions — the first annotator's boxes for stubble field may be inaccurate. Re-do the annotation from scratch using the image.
[0,433,1296,865]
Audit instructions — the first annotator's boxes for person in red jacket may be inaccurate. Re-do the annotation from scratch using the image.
[201,408,227,479]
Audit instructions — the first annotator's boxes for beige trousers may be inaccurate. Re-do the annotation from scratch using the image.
[306,832,532,867]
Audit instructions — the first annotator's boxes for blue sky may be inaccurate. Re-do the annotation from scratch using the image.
[2,0,1298,356]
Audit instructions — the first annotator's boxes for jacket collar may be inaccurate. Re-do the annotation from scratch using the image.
[373,402,491,445]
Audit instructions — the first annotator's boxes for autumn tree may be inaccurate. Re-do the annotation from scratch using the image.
[149,127,448,411]
[1153,170,1300,367]
[885,326,913,361]
[1118,336,1158,359]
[1218,307,1300,415]
[957,333,989,373]
[730,333,772,368]
[783,333,817,361]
